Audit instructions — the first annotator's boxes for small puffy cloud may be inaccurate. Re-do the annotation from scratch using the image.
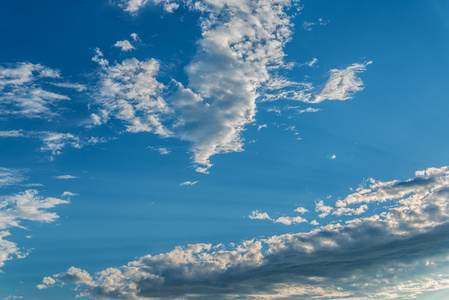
[61,191,78,197]
[0,62,72,118]
[45,166,449,299]
[55,175,77,180]
[294,207,308,214]
[315,199,333,218]
[257,124,267,131]
[250,210,308,225]
[274,216,307,225]
[147,146,170,155]
[179,181,198,187]
[114,40,134,51]
[313,61,372,103]
[36,276,56,289]
[130,33,140,41]
[328,154,336,159]
[249,210,271,221]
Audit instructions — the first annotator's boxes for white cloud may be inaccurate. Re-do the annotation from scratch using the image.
[0,130,109,159]
[130,33,140,41]
[313,61,372,103]
[50,82,87,92]
[0,167,25,188]
[302,18,328,31]
[0,190,69,268]
[294,207,308,214]
[96,0,311,173]
[249,210,271,221]
[93,56,171,136]
[0,130,25,137]
[249,210,308,225]
[179,181,198,186]
[315,199,333,218]
[257,124,267,131]
[61,191,78,197]
[55,175,78,180]
[0,62,71,118]
[119,0,179,13]
[114,40,135,51]
[44,166,449,299]
[147,146,170,155]
[296,107,321,114]
[328,154,336,159]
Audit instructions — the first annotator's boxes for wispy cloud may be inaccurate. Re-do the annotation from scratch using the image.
[42,166,449,299]
[0,130,109,158]
[55,175,78,180]
[313,61,372,103]
[0,167,25,188]
[179,181,198,187]
[0,62,76,118]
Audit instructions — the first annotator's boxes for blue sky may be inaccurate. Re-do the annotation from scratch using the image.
[1,0,449,299]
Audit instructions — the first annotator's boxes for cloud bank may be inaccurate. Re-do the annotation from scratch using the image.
[43,166,449,299]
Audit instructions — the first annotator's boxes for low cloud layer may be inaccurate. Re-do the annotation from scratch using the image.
[43,166,449,299]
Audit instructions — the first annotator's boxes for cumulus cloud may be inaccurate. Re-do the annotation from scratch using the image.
[0,62,75,118]
[43,166,449,299]
[0,189,69,268]
[95,0,316,173]
[114,40,135,51]
[313,61,372,103]
[93,56,171,136]
[249,210,307,225]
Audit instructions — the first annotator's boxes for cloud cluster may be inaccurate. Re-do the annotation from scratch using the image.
[249,209,308,225]
[101,0,308,173]
[0,62,76,118]
[92,51,171,136]
[0,188,69,268]
[43,166,449,299]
